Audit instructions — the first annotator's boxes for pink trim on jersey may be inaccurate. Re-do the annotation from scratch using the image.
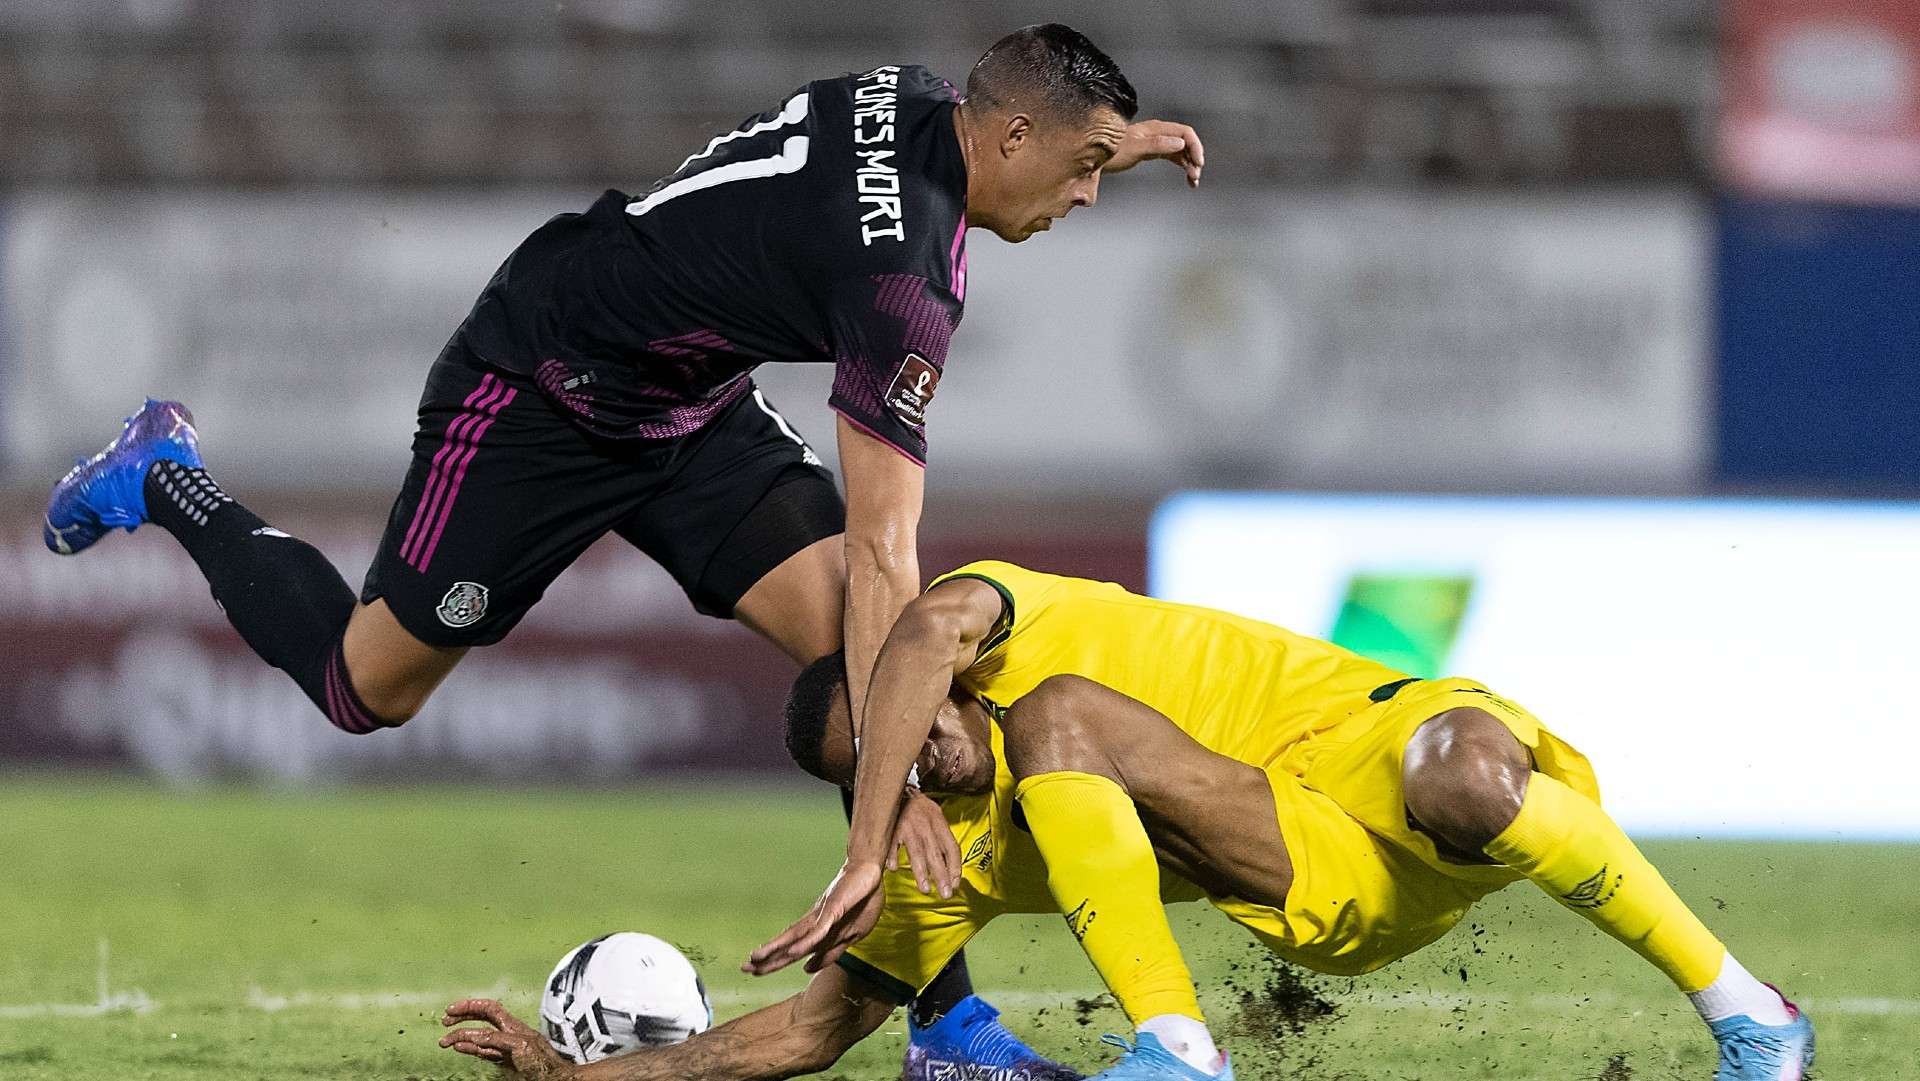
[948,215,968,302]
[831,406,927,468]
[648,328,732,357]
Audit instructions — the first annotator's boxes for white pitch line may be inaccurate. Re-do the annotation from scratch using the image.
[2,985,1913,1020]
[0,936,158,1019]
[0,991,156,1020]
[245,980,514,1013]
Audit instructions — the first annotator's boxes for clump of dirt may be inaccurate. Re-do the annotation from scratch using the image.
[1072,992,1117,1027]
[1213,952,1342,1076]
[1225,953,1339,1041]
[1594,1052,1633,1080]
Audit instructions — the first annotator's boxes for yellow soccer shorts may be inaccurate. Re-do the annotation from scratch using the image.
[1212,677,1601,977]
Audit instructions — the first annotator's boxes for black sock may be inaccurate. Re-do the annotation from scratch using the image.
[839,787,977,1025]
[144,460,388,733]
[912,953,976,1028]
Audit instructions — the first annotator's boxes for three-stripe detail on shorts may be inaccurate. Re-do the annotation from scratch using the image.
[400,372,517,572]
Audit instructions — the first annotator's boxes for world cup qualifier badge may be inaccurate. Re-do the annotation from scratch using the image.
[885,353,940,426]
[437,581,490,628]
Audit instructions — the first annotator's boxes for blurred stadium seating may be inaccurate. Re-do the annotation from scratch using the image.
[0,0,1715,186]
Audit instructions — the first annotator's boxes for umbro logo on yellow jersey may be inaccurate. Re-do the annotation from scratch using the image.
[1064,899,1097,942]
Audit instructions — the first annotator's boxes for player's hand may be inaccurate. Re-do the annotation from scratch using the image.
[440,999,573,1080]
[890,788,961,898]
[1106,119,1205,187]
[743,859,886,977]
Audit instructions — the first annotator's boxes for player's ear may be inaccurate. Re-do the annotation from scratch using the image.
[1000,113,1033,156]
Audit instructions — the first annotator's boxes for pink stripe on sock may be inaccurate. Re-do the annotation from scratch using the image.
[400,374,501,563]
[413,387,516,572]
[322,652,348,730]
[333,654,376,734]
[323,650,374,734]
[402,377,512,568]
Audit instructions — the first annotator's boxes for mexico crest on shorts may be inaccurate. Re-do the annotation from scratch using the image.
[437,581,490,628]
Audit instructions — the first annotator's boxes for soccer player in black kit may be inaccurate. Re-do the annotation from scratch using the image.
[46,24,1204,1078]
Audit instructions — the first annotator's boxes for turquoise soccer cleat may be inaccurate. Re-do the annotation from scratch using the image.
[1708,992,1814,1081]
[44,399,202,555]
[1084,1032,1231,1081]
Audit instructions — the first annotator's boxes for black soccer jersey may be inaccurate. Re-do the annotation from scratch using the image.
[457,64,968,464]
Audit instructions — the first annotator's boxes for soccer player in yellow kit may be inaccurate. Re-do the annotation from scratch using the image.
[438,561,1814,1081]
[748,561,1815,1081]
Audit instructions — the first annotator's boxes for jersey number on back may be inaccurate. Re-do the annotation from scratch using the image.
[628,93,811,218]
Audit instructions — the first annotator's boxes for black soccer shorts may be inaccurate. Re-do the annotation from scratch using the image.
[361,335,844,647]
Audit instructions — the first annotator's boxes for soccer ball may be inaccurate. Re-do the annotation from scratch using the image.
[539,932,714,1063]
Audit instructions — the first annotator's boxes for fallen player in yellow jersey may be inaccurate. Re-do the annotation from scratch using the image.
[440,561,1815,1081]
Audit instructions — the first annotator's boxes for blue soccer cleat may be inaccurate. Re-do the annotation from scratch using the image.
[1708,992,1814,1081]
[903,995,1083,1081]
[44,399,202,555]
[1084,1032,1230,1081]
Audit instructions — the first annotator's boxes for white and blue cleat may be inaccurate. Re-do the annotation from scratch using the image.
[1709,994,1814,1081]
[1084,1033,1231,1081]
[44,398,202,555]
[903,995,1083,1081]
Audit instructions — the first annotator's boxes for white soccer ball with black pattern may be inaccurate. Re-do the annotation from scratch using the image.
[539,932,714,1063]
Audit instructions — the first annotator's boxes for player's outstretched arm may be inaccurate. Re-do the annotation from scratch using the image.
[746,577,1004,977]
[1105,119,1205,186]
[836,416,926,750]
[440,965,895,1081]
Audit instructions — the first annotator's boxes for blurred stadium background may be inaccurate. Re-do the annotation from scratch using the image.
[4,1,1919,1078]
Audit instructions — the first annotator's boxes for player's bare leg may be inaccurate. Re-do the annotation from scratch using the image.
[1403,708,1815,1080]
[731,535,845,664]
[338,599,467,722]
[1003,675,1292,906]
[1002,674,1284,1077]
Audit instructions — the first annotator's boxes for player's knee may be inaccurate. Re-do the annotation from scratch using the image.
[356,692,421,726]
[1402,708,1531,851]
[338,648,434,726]
[1002,675,1111,780]
[338,603,463,727]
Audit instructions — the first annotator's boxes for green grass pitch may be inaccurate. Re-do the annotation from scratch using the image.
[2,774,1915,1080]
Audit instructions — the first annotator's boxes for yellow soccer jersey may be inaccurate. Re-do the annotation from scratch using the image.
[937,560,1410,768]
[840,560,1415,998]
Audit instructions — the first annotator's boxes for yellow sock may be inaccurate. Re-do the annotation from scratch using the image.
[1015,771,1205,1026]
[1485,771,1726,992]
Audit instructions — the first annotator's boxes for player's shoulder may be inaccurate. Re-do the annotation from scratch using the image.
[932,562,1086,612]
[808,63,954,104]
[934,560,1033,589]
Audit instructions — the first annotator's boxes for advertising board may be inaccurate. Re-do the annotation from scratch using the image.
[1152,493,1920,838]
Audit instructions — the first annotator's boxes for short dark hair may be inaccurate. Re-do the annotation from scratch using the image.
[785,650,848,782]
[966,24,1138,122]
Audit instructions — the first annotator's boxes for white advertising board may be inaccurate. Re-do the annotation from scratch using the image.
[2,189,1705,494]
[1151,493,1920,839]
